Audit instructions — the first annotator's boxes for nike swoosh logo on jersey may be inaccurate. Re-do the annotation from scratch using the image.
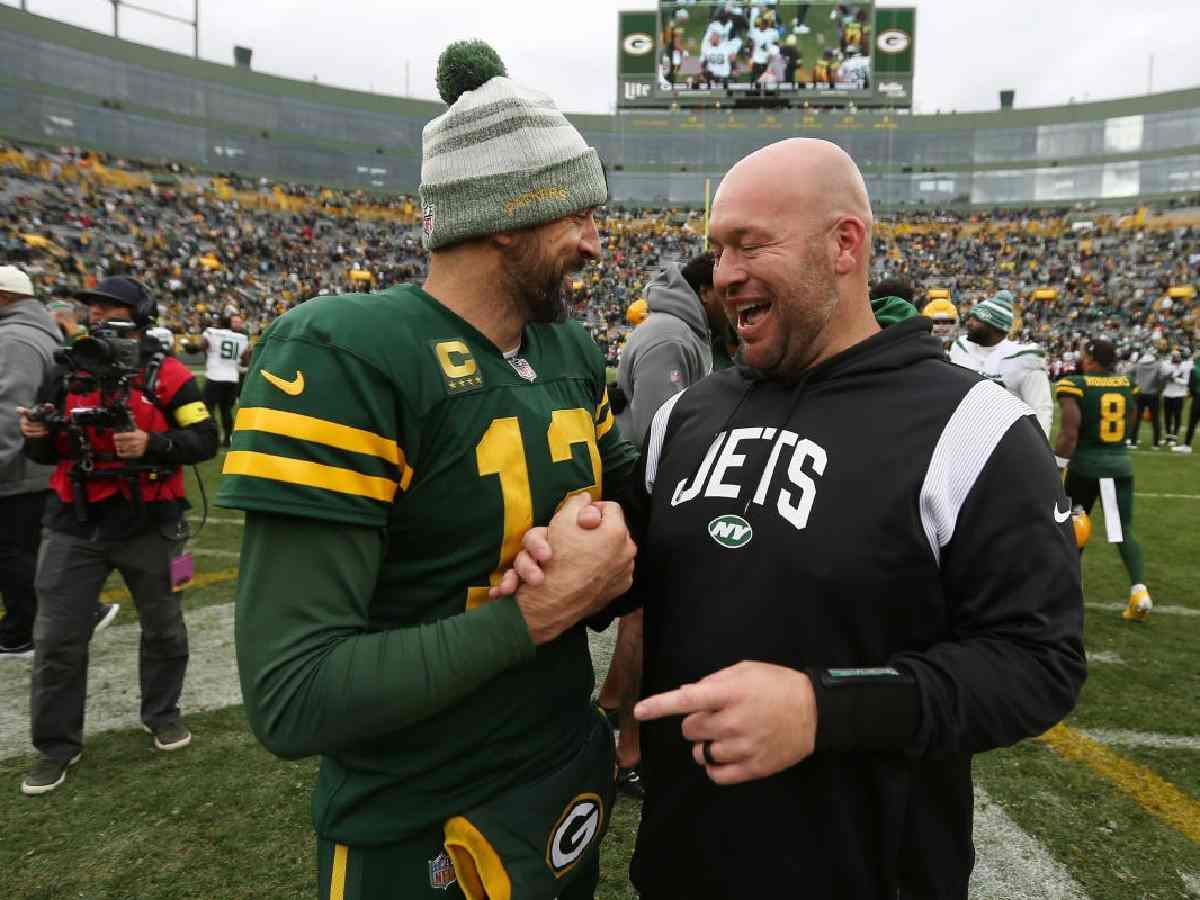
[262,369,304,396]
[1054,502,1071,524]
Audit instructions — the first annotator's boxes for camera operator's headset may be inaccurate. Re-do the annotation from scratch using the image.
[74,277,209,539]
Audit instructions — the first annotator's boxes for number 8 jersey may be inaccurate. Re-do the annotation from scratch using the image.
[1054,371,1135,477]
[216,284,638,837]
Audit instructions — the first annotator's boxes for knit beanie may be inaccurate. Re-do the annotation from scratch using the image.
[968,289,1014,334]
[419,41,608,251]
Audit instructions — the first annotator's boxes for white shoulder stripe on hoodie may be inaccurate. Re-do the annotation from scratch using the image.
[644,391,686,495]
[919,380,1032,565]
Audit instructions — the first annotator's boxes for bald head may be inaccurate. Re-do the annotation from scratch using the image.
[715,138,872,245]
[707,138,881,378]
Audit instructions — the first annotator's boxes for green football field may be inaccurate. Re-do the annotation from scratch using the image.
[1,401,1197,899]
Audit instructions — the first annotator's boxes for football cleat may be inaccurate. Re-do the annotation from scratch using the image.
[1122,585,1152,622]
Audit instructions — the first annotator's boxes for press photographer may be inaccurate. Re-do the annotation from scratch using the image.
[16,276,217,796]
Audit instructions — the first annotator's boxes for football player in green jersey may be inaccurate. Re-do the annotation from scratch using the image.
[217,42,640,900]
[1054,338,1152,622]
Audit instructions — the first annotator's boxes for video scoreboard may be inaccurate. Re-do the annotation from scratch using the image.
[618,3,914,109]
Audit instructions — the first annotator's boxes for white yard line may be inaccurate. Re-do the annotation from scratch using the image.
[1135,493,1200,500]
[1085,651,1126,665]
[969,789,1090,900]
[1085,603,1200,617]
[1181,870,1200,897]
[190,548,242,558]
[1078,729,1200,751]
[188,516,245,525]
[0,603,240,761]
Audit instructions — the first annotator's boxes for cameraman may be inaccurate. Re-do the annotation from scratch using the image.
[16,277,218,796]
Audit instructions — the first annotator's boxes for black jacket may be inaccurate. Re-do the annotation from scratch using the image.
[628,318,1086,900]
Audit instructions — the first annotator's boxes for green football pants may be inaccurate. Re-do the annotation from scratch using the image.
[1064,470,1145,585]
[317,832,601,900]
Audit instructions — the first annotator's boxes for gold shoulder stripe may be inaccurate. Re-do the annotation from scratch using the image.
[594,387,611,423]
[595,407,615,440]
[234,407,412,486]
[223,451,398,503]
[1055,385,1084,397]
[174,401,210,427]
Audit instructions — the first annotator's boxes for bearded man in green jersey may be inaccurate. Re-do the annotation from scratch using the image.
[217,42,639,900]
[1054,338,1152,622]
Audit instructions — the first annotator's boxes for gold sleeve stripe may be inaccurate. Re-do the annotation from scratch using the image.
[174,401,210,426]
[595,407,615,440]
[223,451,398,503]
[1055,385,1084,397]
[444,816,512,900]
[329,843,348,900]
[594,388,610,423]
[234,406,408,472]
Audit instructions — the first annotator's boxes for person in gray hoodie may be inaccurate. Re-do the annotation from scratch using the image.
[0,267,63,656]
[615,258,724,441]
[1131,347,1165,448]
[605,255,728,798]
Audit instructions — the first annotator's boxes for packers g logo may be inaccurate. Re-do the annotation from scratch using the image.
[708,514,753,549]
[877,29,910,54]
[623,33,653,56]
[546,794,604,878]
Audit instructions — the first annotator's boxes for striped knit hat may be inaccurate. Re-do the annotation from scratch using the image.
[419,41,608,251]
[968,289,1014,333]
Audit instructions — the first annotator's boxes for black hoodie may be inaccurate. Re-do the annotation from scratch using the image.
[628,318,1086,900]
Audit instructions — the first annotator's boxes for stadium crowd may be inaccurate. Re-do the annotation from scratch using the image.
[3,140,1199,370]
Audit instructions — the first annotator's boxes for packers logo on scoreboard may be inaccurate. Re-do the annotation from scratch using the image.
[546,793,604,878]
[430,339,484,396]
[622,33,653,56]
[877,28,911,54]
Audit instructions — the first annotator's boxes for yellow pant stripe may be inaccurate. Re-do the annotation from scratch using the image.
[234,407,404,465]
[223,451,398,503]
[329,843,348,900]
[444,816,512,900]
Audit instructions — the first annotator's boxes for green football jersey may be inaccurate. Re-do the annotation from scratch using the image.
[217,284,638,842]
[1054,372,1135,477]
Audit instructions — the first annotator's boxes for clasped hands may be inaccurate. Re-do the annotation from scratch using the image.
[492,497,819,785]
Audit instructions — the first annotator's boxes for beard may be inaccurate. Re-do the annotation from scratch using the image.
[503,233,580,325]
[765,242,841,380]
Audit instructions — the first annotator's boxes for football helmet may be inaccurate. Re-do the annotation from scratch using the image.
[922,298,959,342]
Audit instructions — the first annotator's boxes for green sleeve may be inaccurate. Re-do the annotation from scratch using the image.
[235,511,536,759]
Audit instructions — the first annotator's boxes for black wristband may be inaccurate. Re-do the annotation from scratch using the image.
[147,432,174,460]
[807,666,920,753]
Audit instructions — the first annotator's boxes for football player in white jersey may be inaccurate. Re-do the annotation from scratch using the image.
[949,290,1053,439]
[190,313,250,448]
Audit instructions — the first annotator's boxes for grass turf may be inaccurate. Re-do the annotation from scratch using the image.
[2,403,1197,898]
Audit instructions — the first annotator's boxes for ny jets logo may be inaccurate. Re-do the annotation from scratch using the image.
[708,514,753,549]
[547,794,603,878]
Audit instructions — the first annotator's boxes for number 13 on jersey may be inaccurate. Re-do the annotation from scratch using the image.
[466,409,601,609]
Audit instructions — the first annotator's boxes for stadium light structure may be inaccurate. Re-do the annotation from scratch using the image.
[106,0,200,59]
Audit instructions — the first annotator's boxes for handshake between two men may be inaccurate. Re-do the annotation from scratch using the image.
[491,493,821,788]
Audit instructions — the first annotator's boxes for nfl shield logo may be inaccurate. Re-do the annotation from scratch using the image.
[508,356,538,382]
[422,203,436,236]
[428,851,456,890]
